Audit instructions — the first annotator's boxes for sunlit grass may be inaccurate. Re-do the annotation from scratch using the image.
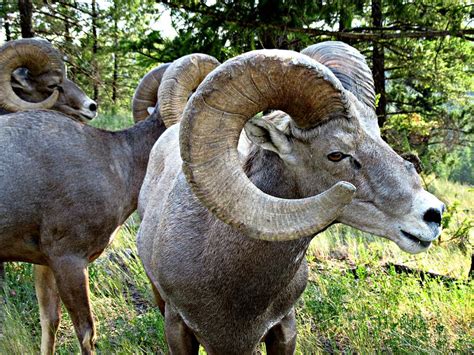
[90,111,134,131]
[2,183,471,353]
[297,269,473,354]
[0,215,167,354]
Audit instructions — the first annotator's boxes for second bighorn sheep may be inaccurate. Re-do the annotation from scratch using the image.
[0,38,98,280]
[137,43,445,354]
[0,38,97,121]
[0,54,216,354]
[0,62,167,353]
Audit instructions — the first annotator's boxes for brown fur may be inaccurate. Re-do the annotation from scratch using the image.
[0,109,165,354]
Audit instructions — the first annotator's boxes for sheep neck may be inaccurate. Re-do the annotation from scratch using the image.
[109,115,166,220]
[203,147,313,313]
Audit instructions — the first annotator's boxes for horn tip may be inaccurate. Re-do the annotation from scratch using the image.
[333,181,356,204]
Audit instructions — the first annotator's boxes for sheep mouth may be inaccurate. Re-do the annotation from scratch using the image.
[75,112,96,122]
[79,111,97,120]
[401,230,431,248]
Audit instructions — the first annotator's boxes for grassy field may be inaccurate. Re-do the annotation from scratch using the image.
[1,113,472,354]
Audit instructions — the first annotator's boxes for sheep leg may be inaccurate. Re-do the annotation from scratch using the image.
[264,308,297,355]
[35,264,62,355]
[147,274,166,315]
[164,304,199,355]
[49,256,95,355]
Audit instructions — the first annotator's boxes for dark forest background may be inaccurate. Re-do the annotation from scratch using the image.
[1,0,473,182]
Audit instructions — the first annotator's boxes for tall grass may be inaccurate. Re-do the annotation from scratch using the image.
[1,113,472,353]
[1,216,167,354]
[297,269,472,354]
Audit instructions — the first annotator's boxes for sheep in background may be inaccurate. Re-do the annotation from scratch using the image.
[0,38,96,121]
[0,38,97,280]
[0,58,178,354]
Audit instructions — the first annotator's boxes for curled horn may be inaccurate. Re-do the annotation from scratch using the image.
[0,38,64,111]
[132,63,171,122]
[180,50,356,242]
[302,41,376,111]
[158,53,220,127]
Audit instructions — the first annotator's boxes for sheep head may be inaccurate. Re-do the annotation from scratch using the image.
[179,47,444,254]
[0,38,97,121]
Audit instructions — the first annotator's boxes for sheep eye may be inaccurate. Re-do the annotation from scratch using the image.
[327,152,345,162]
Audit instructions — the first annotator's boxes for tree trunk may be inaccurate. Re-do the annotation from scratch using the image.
[3,14,11,41]
[62,4,76,81]
[18,0,34,38]
[112,2,118,105]
[4,20,10,41]
[91,0,99,102]
[337,7,345,42]
[371,0,386,128]
[256,1,287,49]
[2,0,12,41]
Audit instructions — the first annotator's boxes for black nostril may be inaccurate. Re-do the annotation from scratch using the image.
[89,103,97,112]
[423,208,442,226]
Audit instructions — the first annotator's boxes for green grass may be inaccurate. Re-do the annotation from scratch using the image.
[0,216,167,354]
[1,113,472,353]
[90,111,135,131]
[297,268,472,354]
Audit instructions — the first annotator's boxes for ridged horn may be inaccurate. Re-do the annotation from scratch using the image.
[302,41,376,111]
[158,53,220,127]
[0,38,64,111]
[132,62,171,122]
[180,50,356,242]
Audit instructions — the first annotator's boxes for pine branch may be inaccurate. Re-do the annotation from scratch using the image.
[158,1,474,41]
[135,50,161,61]
[36,9,83,28]
[50,0,94,17]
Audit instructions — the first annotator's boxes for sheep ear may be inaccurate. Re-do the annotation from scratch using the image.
[11,68,34,93]
[244,116,294,162]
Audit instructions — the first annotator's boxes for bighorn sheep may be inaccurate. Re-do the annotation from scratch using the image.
[137,43,445,354]
[0,38,97,121]
[0,39,98,280]
[0,57,192,353]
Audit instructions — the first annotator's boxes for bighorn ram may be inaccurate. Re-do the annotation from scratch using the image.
[0,55,212,353]
[137,43,445,354]
[0,39,97,280]
[0,38,97,121]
